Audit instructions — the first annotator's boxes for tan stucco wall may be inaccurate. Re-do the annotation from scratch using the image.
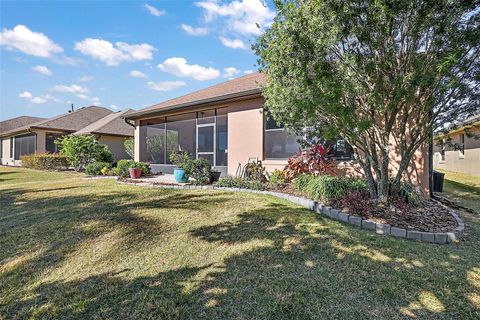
[1,136,13,165]
[433,127,480,176]
[98,135,132,161]
[226,98,264,175]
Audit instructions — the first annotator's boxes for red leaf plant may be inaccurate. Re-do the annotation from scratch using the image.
[284,143,337,181]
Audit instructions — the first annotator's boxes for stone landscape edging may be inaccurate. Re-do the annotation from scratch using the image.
[117,179,465,244]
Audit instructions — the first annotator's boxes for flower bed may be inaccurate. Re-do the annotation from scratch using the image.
[117,178,464,244]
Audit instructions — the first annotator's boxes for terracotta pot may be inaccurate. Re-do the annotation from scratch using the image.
[129,167,142,179]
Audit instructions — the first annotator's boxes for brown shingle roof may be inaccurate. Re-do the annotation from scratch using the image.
[32,106,113,131]
[0,106,113,137]
[126,72,265,119]
[75,109,134,137]
[0,116,46,134]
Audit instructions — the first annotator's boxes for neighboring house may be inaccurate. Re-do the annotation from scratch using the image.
[75,109,135,160]
[0,106,134,165]
[125,72,430,192]
[433,114,480,177]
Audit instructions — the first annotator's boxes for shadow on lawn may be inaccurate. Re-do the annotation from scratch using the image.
[1,185,479,319]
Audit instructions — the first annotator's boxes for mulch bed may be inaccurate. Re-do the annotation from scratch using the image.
[352,200,458,233]
[270,185,458,233]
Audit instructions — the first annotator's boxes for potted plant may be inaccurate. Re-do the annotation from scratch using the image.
[128,161,142,179]
[169,151,190,183]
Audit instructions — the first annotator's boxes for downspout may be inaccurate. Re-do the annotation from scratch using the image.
[124,118,135,128]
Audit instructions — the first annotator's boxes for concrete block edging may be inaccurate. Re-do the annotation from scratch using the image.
[118,180,464,244]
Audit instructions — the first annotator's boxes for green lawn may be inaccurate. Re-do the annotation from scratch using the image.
[1,167,479,319]
[437,170,480,214]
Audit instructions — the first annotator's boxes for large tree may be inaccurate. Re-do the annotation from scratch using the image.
[254,0,480,202]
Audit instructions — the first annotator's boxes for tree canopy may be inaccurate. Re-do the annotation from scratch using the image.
[254,0,480,201]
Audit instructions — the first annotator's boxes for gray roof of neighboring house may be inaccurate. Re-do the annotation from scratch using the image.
[75,109,134,137]
[0,116,46,135]
[126,72,265,119]
[0,106,113,137]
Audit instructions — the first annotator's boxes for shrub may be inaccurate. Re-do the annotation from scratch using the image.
[113,159,150,178]
[215,176,265,190]
[85,161,112,176]
[124,137,134,159]
[20,153,68,171]
[169,151,191,169]
[184,158,212,185]
[338,191,372,216]
[294,174,367,204]
[284,143,336,181]
[268,169,286,187]
[56,135,115,171]
[390,180,424,206]
[243,161,267,182]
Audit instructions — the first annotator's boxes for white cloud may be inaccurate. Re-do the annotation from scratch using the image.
[19,91,61,104]
[75,38,156,66]
[129,70,148,78]
[30,96,47,104]
[195,0,274,36]
[53,84,89,94]
[144,3,165,16]
[77,94,101,105]
[32,65,52,76]
[0,25,63,57]
[158,57,220,81]
[18,91,32,99]
[244,69,254,74]
[147,80,186,91]
[181,24,209,36]
[219,36,247,49]
[109,104,120,110]
[223,67,240,78]
[79,75,94,82]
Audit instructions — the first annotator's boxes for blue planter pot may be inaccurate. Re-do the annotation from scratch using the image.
[174,168,188,183]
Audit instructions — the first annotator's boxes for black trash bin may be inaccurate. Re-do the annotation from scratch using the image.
[433,170,445,192]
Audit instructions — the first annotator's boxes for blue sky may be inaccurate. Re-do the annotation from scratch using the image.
[0,0,275,120]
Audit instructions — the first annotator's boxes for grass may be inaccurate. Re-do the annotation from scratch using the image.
[0,167,479,319]
[437,170,480,214]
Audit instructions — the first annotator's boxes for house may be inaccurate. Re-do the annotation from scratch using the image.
[0,106,134,165]
[433,114,480,176]
[125,72,430,193]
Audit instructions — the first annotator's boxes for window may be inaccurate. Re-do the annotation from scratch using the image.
[45,133,63,153]
[139,108,228,167]
[264,117,301,159]
[325,139,354,160]
[440,140,446,161]
[10,137,13,158]
[166,113,196,164]
[14,134,36,160]
[0,138,2,159]
[264,116,354,160]
[459,133,465,156]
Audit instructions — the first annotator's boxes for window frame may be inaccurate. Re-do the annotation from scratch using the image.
[263,115,355,161]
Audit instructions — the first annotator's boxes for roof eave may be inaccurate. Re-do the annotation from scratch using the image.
[125,89,262,120]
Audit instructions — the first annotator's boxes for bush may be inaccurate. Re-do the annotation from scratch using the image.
[244,161,267,182]
[338,190,372,216]
[215,176,265,190]
[268,169,286,187]
[124,137,134,159]
[390,180,424,206]
[56,135,115,171]
[294,174,367,204]
[169,151,191,169]
[85,161,112,176]
[20,153,68,171]
[113,159,150,178]
[284,143,336,181]
[184,158,212,185]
